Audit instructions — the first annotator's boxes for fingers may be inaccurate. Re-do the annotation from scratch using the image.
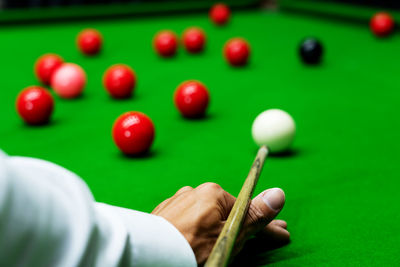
[175,186,193,196]
[234,221,290,257]
[257,220,290,244]
[220,190,236,219]
[234,190,286,256]
[152,186,193,214]
[195,182,236,219]
[242,188,285,237]
[151,198,171,214]
[270,219,287,229]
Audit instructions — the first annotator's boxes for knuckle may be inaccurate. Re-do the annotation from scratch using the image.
[198,182,223,193]
[176,186,193,194]
[196,183,226,206]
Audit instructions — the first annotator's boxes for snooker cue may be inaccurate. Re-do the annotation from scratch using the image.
[204,145,269,267]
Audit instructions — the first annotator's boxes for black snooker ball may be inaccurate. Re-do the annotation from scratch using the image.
[299,38,323,64]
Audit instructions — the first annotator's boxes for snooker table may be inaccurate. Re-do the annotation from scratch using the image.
[1,3,400,266]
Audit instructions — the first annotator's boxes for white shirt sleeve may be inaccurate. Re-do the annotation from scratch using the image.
[0,151,196,267]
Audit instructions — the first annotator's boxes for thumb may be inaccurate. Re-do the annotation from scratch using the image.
[243,188,285,236]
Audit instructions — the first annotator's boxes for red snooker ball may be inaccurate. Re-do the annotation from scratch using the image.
[182,27,206,53]
[209,3,230,25]
[77,29,103,55]
[224,38,250,66]
[103,64,136,99]
[16,86,54,125]
[174,80,210,118]
[370,12,394,37]
[34,54,64,85]
[112,112,155,155]
[51,63,86,99]
[153,30,178,57]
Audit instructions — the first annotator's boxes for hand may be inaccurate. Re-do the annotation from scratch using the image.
[151,183,290,264]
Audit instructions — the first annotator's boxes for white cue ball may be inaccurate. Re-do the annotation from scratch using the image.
[251,109,296,153]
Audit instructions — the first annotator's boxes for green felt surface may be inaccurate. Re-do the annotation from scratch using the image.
[0,8,399,266]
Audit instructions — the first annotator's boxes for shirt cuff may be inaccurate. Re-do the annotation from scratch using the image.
[95,203,197,267]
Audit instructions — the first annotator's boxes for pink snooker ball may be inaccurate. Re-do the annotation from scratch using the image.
[51,63,86,99]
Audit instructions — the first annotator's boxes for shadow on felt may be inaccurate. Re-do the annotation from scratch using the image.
[117,149,159,160]
[230,238,301,266]
[252,148,302,158]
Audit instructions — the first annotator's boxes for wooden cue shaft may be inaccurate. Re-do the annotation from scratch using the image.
[205,145,269,267]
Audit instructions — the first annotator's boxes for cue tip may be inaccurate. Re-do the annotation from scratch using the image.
[259,145,269,155]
